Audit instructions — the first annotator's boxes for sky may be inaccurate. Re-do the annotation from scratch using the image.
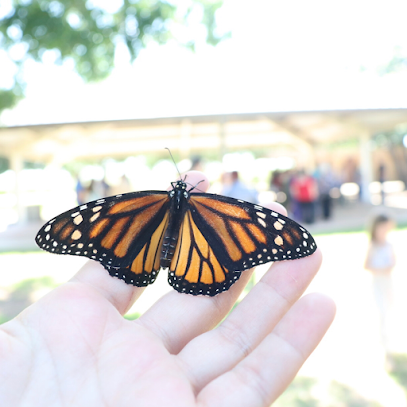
[1,0,407,126]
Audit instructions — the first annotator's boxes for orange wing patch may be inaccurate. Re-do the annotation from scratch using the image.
[192,196,251,219]
[129,212,169,274]
[171,212,228,284]
[90,218,110,239]
[108,195,167,214]
[229,221,256,253]
[191,201,242,262]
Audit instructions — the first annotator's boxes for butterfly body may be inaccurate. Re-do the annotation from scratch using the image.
[160,181,190,268]
[36,179,317,296]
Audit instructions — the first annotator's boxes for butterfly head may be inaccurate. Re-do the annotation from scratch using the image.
[170,179,189,199]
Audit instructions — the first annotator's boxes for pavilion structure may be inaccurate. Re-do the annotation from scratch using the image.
[1,108,406,222]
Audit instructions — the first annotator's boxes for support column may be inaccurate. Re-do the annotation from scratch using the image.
[10,154,27,223]
[179,119,192,159]
[358,131,373,203]
[219,119,226,160]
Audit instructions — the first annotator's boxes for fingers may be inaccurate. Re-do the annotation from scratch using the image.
[70,261,145,315]
[136,268,254,353]
[135,202,286,354]
[198,293,336,407]
[177,249,322,392]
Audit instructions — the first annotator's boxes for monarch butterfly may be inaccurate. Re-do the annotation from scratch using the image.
[35,177,317,296]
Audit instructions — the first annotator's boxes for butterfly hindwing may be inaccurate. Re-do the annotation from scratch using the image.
[168,210,242,296]
[104,210,170,286]
[35,191,170,280]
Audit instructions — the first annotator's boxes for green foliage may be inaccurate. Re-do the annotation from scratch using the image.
[0,276,57,323]
[0,156,10,173]
[380,47,407,75]
[0,88,23,111]
[11,275,55,296]
[124,311,141,320]
[0,0,226,112]
[273,376,320,407]
[328,381,384,407]
[387,353,407,394]
[274,377,385,407]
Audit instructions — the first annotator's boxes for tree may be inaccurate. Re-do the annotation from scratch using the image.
[0,0,226,113]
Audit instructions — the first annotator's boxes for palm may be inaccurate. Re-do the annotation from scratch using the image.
[0,173,335,407]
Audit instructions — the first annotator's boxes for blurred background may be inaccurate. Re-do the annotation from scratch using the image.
[1,0,407,405]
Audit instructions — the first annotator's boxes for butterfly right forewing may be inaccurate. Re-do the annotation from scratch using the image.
[188,193,317,272]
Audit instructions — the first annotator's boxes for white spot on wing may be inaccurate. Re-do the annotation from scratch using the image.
[274,221,283,230]
[71,230,82,240]
[258,218,266,227]
[73,214,83,225]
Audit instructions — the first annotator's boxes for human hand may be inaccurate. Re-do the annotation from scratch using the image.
[0,172,335,407]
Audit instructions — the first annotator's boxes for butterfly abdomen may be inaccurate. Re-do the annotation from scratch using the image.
[160,187,189,268]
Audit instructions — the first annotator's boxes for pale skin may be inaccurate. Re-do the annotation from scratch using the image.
[0,171,335,407]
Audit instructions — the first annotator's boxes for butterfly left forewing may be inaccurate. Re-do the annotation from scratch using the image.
[188,194,317,272]
[35,191,170,272]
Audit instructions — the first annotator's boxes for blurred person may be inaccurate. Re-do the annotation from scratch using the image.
[315,163,338,220]
[364,214,396,354]
[378,163,386,205]
[84,178,110,202]
[110,175,132,196]
[75,177,87,205]
[0,171,335,407]
[342,158,362,201]
[221,171,258,203]
[190,156,204,172]
[290,170,318,224]
[269,170,283,193]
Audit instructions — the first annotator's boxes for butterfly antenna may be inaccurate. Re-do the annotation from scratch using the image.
[187,180,205,193]
[165,147,182,180]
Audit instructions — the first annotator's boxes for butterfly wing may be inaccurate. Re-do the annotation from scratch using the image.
[36,191,170,286]
[168,210,242,296]
[168,193,316,296]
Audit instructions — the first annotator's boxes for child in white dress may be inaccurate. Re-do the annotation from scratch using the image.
[364,214,396,353]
